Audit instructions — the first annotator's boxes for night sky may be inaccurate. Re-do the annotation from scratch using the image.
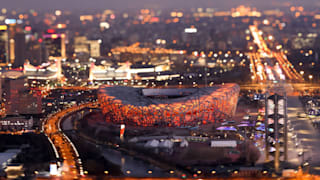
[0,0,318,11]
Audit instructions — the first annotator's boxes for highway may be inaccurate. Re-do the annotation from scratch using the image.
[287,96,320,173]
[43,102,97,178]
[245,24,320,175]
[240,83,320,95]
[248,25,303,83]
[286,96,320,174]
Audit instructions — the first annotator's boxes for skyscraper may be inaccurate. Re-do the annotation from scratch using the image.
[0,25,8,66]
[74,36,101,59]
[0,21,27,67]
[43,33,66,60]
[13,32,26,68]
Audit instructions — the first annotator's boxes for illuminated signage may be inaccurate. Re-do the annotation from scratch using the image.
[43,34,63,39]
[4,19,23,25]
[51,34,58,39]
[0,25,7,31]
[24,26,32,32]
[5,19,16,25]
[47,29,55,34]
[57,23,66,29]
[184,27,197,33]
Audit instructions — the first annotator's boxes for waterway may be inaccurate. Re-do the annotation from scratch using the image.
[101,146,171,177]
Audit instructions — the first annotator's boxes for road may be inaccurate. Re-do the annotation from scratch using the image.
[240,83,320,95]
[248,25,303,83]
[43,102,97,178]
[287,96,320,174]
[246,24,320,174]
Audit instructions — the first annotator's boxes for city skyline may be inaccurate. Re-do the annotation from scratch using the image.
[1,0,320,178]
[1,0,319,11]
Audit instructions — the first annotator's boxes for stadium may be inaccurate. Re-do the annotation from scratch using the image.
[97,83,240,127]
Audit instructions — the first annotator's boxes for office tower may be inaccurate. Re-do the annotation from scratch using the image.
[13,32,26,68]
[43,33,66,60]
[0,22,27,67]
[0,25,8,65]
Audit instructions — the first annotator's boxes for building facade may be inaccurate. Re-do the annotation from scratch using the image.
[98,83,240,127]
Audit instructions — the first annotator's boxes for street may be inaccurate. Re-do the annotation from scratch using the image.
[43,102,98,178]
[287,96,320,174]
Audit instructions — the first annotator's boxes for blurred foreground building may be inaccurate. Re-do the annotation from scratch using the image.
[1,71,42,115]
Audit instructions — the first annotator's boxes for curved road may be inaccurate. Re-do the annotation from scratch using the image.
[43,102,97,178]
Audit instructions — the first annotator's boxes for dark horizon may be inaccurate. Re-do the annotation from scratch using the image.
[1,0,319,11]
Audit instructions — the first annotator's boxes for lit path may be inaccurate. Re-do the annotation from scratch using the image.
[248,52,258,81]
[240,83,320,94]
[286,97,307,166]
[43,102,98,178]
[248,25,303,83]
[273,52,303,81]
[287,96,320,174]
[32,86,97,98]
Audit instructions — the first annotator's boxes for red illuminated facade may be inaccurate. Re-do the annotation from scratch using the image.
[98,84,240,127]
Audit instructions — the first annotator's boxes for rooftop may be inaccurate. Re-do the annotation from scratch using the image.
[98,83,240,107]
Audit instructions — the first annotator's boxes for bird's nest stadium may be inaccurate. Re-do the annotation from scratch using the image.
[97,83,240,127]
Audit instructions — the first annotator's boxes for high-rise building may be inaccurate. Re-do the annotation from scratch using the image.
[25,42,45,66]
[43,33,66,60]
[0,22,27,67]
[74,36,101,58]
[1,72,42,115]
[7,22,26,67]
[2,74,26,115]
[87,40,101,57]
[0,25,8,65]
[13,32,25,68]
[8,24,16,65]
[74,36,89,54]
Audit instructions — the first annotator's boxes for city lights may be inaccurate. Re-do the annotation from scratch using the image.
[1,1,320,179]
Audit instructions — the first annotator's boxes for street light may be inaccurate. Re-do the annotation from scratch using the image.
[300,71,304,75]
[308,75,313,81]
